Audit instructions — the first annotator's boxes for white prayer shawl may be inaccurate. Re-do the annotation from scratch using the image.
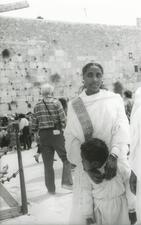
[64,89,130,224]
[65,89,130,165]
[19,118,29,131]
[130,87,141,223]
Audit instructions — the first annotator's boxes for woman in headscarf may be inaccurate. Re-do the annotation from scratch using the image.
[64,62,131,225]
[129,87,141,223]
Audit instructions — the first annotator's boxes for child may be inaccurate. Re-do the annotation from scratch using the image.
[80,138,136,225]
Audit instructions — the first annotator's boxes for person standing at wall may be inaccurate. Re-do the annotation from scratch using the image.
[26,112,33,149]
[113,81,124,97]
[32,83,73,194]
[123,90,133,122]
[19,113,30,150]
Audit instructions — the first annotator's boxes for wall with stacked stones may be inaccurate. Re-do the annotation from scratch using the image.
[0,16,141,114]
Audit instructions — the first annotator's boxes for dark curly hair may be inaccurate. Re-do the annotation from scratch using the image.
[82,63,104,76]
[124,90,132,99]
[81,138,109,165]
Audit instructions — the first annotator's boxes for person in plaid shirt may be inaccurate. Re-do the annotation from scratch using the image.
[32,83,73,194]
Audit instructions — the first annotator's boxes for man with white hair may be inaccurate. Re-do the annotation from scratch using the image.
[32,83,73,194]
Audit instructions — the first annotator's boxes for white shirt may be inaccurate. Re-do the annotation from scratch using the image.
[19,118,29,131]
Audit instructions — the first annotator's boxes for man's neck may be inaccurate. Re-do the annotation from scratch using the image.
[43,96,52,101]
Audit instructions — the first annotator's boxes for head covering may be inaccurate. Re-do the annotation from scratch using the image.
[130,87,141,180]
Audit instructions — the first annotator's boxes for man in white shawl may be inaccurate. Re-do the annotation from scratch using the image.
[64,62,132,225]
[130,87,141,224]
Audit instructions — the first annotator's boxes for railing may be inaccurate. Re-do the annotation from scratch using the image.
[0,122,28,220]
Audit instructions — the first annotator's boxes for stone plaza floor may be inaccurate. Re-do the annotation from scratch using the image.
[0,144,73,224]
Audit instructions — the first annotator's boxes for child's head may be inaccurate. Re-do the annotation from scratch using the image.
[81,138,109,183]
[81,138,109,167]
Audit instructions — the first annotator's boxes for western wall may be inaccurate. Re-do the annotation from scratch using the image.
[0,16,141,114]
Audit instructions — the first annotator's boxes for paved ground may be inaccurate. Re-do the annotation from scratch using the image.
[0,144,73,224]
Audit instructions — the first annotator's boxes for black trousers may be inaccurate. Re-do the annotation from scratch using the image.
[22,126,30,150]
[0,135,10,147]
[39,129,73,193]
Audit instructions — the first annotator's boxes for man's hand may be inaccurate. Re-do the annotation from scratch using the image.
[104,154,117,180]
[129,170,137,195]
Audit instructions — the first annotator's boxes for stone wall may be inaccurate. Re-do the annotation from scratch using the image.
[0,16,141,114]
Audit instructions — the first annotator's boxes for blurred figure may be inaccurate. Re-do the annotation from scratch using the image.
[0,128,10,148]
[113,81,124,97]
[19,114,30,150]
[59,97,68,115]
[33,132,41,163]
[26,112,33,148]
[123,90,133,122]
[7,116,17,150]
[0,164,8,179]
[129,87,141,224]
[59,97,76,171]
[1,116,8,127]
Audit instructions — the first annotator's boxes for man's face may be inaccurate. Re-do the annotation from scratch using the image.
[83,66,103,95]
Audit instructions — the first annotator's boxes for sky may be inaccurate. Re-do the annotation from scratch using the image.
[0,0,141,26]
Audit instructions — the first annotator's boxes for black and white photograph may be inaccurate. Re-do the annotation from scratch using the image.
[0,0,141,224]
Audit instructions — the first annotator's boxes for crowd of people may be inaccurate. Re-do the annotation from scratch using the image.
[0,113,33,150]
[1,61,141,225]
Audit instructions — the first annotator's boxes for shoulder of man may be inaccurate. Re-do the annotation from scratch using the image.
[50,97,61,106]
[52,97,59,102]
[46,97,63,110]
[35,99,43,106]
[33,100,43,111]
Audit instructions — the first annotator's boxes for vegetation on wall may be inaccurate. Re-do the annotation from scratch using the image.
[49,73,61,84]
[2,49,10,58]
